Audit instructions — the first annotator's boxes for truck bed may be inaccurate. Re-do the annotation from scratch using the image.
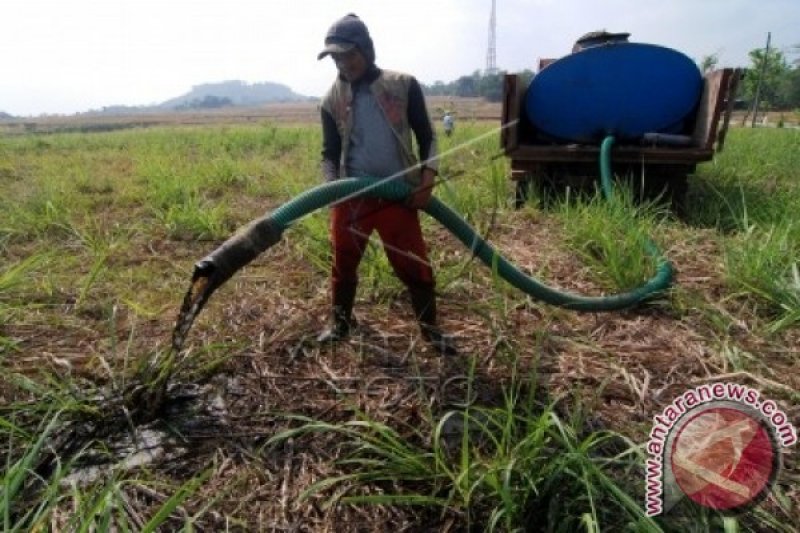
[501,68,741,170]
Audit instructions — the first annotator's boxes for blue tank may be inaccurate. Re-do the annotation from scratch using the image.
[526,43,703,143]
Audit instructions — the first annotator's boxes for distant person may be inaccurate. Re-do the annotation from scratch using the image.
[537,31,630,71]
[571,30,630,53]
[443,111,455,137]
[316,13,457,355]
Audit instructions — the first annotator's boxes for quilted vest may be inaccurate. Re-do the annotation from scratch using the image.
[321,70,422,185]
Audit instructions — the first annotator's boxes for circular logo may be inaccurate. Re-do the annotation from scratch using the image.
[669,405,778,511]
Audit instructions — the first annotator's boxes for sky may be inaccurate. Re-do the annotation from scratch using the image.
[2,0,798,116]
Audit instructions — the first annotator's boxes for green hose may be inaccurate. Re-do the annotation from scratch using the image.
[260,135,673,311]
[195,135,673,313]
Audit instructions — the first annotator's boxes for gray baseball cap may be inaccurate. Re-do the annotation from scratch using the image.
[317,14,375,63]
[317,38,357,60]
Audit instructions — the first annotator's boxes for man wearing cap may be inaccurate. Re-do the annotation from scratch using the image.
[443,111,455,137]
[316,13,456,355]
[571,30,630,53]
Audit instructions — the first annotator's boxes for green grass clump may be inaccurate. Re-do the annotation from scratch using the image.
[687,128,800,231]
[0,410,211,531]
[267,362,659,531]
[685,128,800,330]
[557,188,666,292]
[0,254,51,351]
[724,221,800,332]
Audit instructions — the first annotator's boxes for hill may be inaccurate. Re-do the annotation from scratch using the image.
[159,80,312,110]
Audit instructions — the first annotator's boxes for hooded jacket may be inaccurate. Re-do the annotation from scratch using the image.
[319,15,438,186]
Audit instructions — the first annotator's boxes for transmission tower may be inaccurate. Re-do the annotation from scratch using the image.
[486,0,498,74]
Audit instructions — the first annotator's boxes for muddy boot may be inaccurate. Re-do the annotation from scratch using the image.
[409,284,458,355]
[317,282,357,343]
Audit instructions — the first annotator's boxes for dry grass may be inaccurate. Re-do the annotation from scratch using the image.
[1,111,797,530]
[0,97,502,137]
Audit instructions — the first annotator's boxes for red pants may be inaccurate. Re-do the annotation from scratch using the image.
[331,198,434,291]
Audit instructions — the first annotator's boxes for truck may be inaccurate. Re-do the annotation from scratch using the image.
[501,55,742,212]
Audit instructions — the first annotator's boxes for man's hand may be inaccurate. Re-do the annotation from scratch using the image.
[407,167,436,209]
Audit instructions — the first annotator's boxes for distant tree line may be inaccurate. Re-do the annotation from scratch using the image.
[423,70,535,102]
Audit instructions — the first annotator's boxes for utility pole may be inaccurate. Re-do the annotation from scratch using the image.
[486,0,498,75]
[750,32,771,128]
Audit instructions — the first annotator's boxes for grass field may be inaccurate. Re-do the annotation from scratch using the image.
[1,111,798,531]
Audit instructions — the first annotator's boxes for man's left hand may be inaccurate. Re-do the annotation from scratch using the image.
[407,168,436,209]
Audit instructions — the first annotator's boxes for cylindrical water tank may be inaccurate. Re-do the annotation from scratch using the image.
[526,43,703,143]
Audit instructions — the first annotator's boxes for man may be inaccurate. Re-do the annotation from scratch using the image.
[316,13,456,355]
[443,111,455,137]
[571,30,630,53]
